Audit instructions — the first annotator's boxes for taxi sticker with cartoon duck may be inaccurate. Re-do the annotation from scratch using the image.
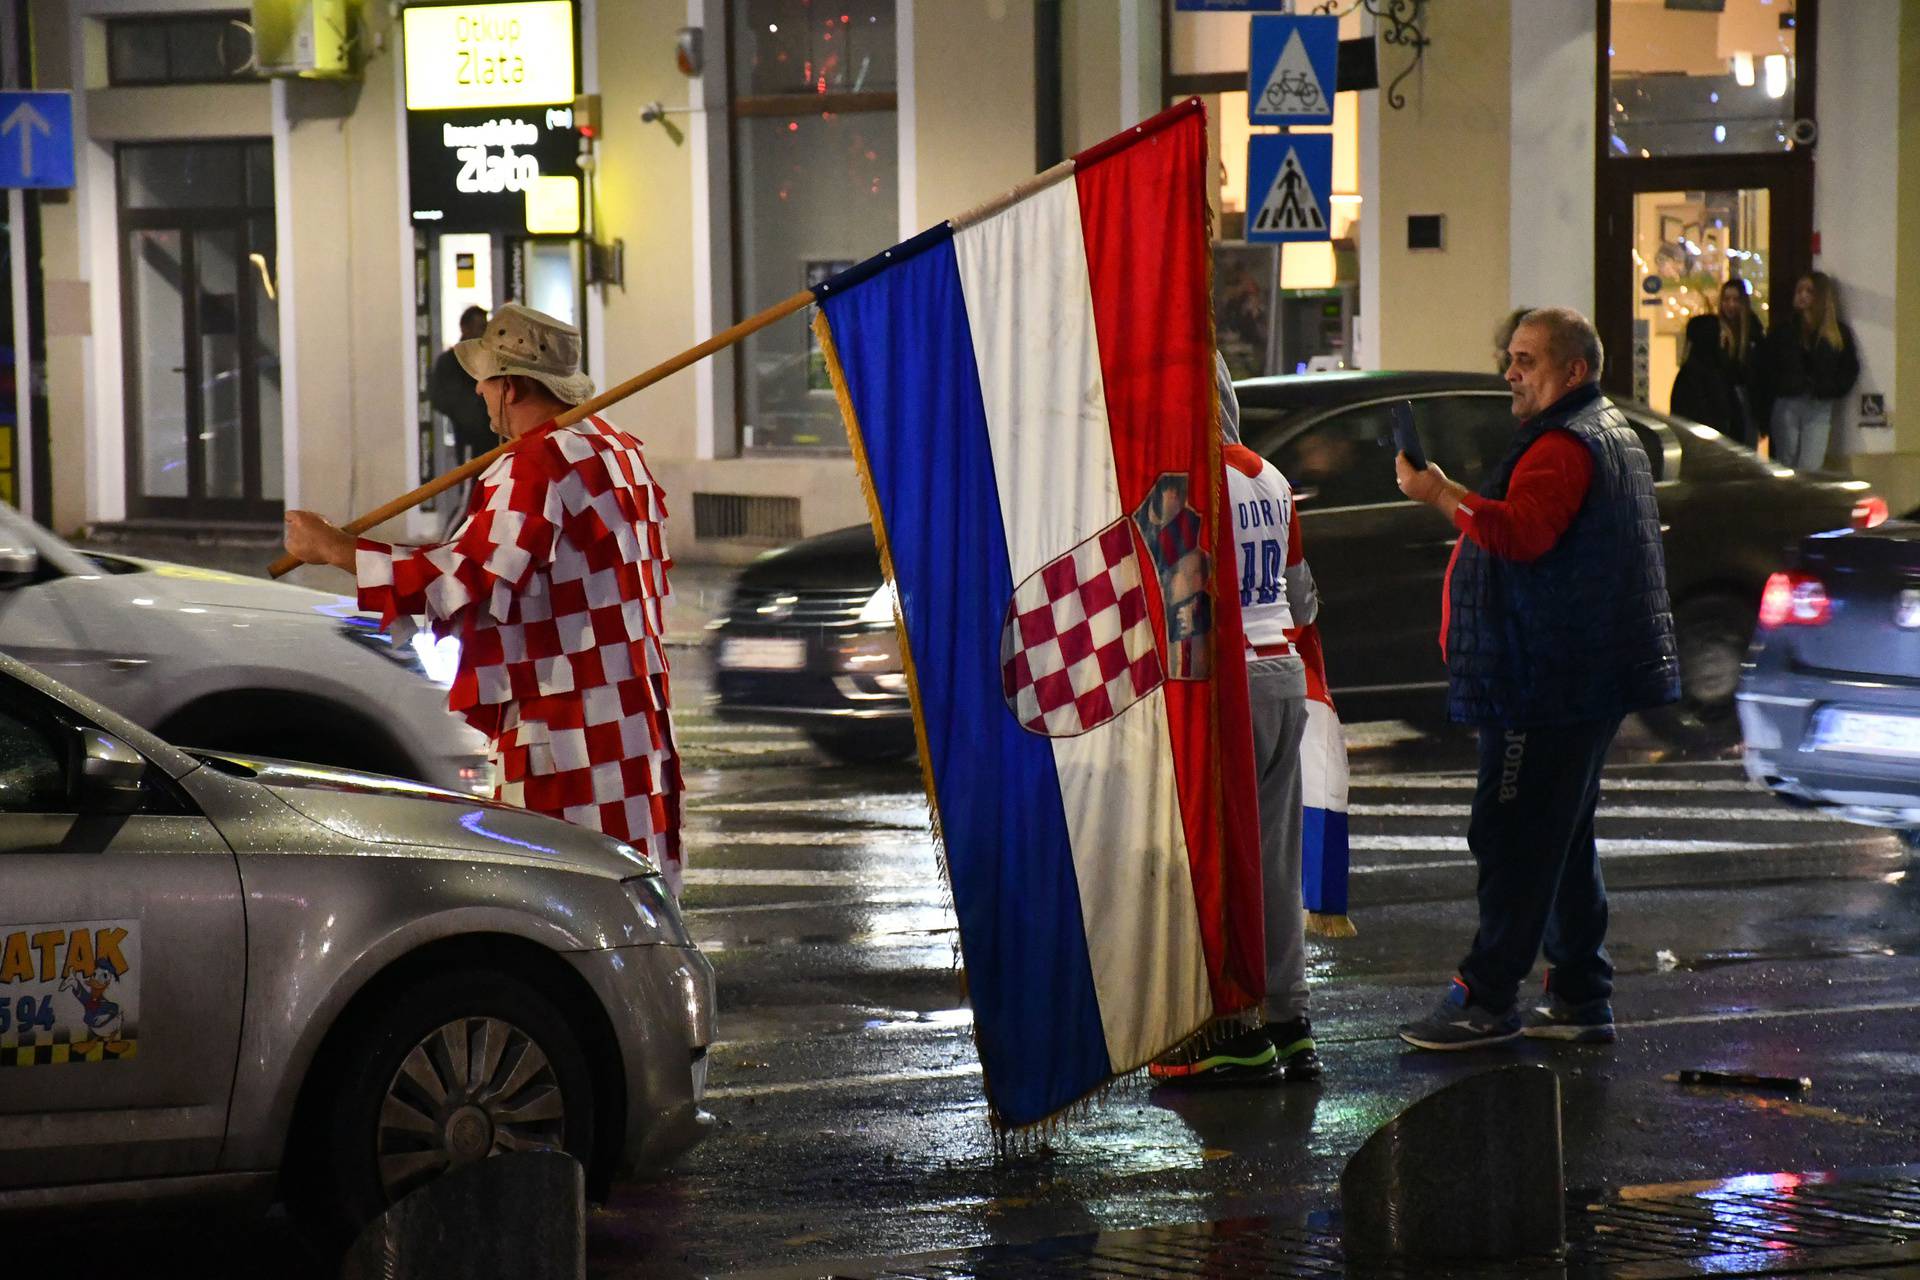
[0,920,139,1066]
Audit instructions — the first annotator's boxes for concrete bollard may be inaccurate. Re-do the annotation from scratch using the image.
[340,1151,586,1280]
[1340,1064,1565,1262]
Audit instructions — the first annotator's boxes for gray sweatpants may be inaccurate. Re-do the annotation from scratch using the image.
[1249,657,1309,1023]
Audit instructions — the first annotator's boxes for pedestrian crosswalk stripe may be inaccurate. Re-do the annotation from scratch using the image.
[686,868,927,887]
[1353,834,1870,853]
[689,797,927,816]
[1350,802,1839,823]
[686,828,933,846]
[1351,774,1762,793]
[681,894,923,916]
[1351,835,1878,872]
[681,741,815,757]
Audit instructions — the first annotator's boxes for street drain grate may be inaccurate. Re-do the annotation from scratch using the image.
[733,1172,1920,1279]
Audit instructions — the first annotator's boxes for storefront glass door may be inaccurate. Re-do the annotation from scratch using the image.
[119,141,280,520]
[1627,185,1770,414]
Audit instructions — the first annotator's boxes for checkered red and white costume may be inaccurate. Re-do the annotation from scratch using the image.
[355,414,683,885]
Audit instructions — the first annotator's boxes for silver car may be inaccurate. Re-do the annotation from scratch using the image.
[0,653,713,1232]
[0,501,488,793]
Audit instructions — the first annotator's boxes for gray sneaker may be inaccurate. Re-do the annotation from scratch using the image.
[1522,994,1617,1044]
[1398,977,1522,1051]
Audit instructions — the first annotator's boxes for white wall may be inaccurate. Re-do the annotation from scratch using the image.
[1509,0,1597,317]
[1814,0,1901,458]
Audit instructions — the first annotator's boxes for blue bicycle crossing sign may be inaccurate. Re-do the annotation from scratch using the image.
[1247,15,1338,126]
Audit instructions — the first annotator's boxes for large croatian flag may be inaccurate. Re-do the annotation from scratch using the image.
[811,100,1264,1129]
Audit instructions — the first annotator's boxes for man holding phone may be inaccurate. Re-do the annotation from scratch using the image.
[1390,307,1679,1050]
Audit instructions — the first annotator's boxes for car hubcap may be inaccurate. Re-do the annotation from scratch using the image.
[375,1016,566,1201]
[1684,628,1743,709]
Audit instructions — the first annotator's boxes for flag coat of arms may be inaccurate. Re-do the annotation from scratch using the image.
[810,100,1265,1129]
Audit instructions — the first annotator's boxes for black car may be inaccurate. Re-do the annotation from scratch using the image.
[1738,520,1920,842]
[709,526,918,763]
[712,371,1881,756]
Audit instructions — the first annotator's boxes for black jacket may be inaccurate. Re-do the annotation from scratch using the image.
[429,348,496,456]
[1669,315,1738,437]
[1762,319,1860,402]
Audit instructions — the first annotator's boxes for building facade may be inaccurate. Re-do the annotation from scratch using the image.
[13,0,1917,567]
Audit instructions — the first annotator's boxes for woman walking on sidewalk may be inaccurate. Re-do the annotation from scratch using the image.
[1762,272,1860,472]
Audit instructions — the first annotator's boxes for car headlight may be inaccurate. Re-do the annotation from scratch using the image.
[622,874,692,947]
[833,629,901,674]
[336,618,460,688]
[856,583,897,626]
[409,631,462,686]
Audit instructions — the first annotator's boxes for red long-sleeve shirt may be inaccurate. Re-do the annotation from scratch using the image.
[1439,430,1594,658]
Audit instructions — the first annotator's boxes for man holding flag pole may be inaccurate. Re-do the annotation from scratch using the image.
[280,304,686,891]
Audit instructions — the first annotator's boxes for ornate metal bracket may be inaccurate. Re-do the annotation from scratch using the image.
[1312,0,1430,111]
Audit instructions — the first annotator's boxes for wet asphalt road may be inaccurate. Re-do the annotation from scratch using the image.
[591,652,1920,1278]
[23,654,1920,1277]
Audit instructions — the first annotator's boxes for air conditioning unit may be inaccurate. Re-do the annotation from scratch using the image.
[250,0,357,79]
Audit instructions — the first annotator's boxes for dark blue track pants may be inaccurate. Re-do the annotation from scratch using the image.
[1457,716,1622,1012]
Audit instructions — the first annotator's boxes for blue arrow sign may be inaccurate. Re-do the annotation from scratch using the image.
[0,92,74,190]
[1245,133,1333,244]
[1248,15,1338,125]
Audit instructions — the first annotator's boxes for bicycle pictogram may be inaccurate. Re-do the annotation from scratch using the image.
[1262,70,1323,115]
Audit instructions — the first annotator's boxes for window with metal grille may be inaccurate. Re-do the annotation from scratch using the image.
[692,493,803,541]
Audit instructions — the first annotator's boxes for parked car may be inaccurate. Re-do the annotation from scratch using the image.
[0,652,713,1232]
[711,372,1881,753]
[0,500,488,792]
[1738,519,1920,843]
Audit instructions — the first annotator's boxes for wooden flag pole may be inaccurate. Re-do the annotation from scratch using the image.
[267,287,816,578]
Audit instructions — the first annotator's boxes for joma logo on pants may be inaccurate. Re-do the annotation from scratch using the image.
[1499,730,1526,802]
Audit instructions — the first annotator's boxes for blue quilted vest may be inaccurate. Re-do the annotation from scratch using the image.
[1445,385,1680,727]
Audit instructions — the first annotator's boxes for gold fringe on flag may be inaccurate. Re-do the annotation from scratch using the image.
[1307,912,1358,939]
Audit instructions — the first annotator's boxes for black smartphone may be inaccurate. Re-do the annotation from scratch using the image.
[1391,400,1426,470]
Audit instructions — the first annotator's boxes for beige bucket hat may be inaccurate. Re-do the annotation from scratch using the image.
[454,303,595,405]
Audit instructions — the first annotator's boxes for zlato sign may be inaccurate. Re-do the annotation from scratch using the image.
[403,1,581,234]
[409,106,580,231]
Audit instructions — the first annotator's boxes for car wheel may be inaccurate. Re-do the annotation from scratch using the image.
[805,725,918,766]
[1639,595,1752,751]
[299,969,596,1237]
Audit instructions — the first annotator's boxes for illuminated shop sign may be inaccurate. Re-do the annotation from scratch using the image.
[403,1,576,111]
[404,2,582,234]
[408,104,581,233]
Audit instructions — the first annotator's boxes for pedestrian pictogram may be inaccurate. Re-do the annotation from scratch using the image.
[0,91,73,190]
[1247,15,1338,125]
[1245,134,1333,244]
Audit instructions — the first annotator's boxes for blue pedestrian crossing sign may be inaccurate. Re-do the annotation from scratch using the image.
[1245,133,1333,243]
[0,92,73,190]
[1248,15,1338,125]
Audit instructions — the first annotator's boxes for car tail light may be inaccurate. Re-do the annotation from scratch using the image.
[1758,571,1831,628]
[1852,496,1889,529]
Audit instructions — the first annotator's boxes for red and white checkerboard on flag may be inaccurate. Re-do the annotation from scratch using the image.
[1000,520,1164,737]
